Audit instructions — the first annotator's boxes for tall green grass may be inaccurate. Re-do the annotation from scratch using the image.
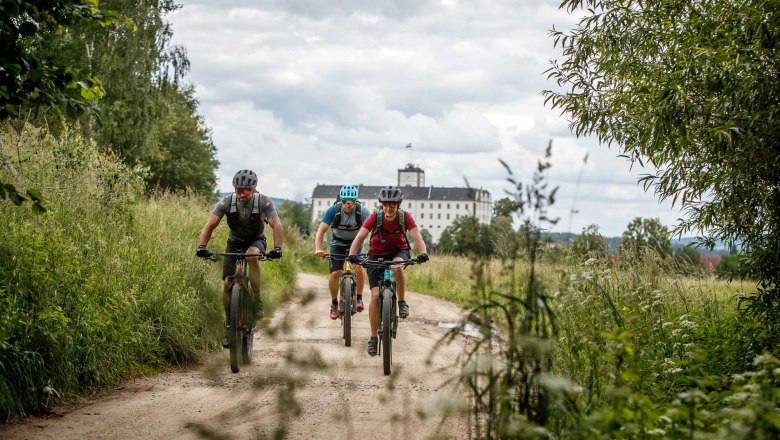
[0,123,300,422]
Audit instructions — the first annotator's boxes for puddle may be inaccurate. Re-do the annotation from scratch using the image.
[436,322,484,338]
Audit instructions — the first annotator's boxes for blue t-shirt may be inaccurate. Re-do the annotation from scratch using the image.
[321,202,371,246]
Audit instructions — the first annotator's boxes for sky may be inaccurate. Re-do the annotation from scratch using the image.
[167,0,686,237]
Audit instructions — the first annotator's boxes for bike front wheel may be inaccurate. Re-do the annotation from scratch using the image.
[380,287,394,375]
[341,276,354,347]
[229,284,243,373]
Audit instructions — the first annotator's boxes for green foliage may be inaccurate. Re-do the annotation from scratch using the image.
[0,0,124,120]
[419,228,433,251]
[142,82,218,195]
[620,217,672,258]
[35,0,217,195]
[492,196,520,220]
[716,254,745,280]
[0,124,297,421]
[545,0,780,353]
[276,200,312,237]
[447,144,560,437]
[0,181,47,213]
[571,224,608,260]
[437,215,494,257]
[672,244,704,276]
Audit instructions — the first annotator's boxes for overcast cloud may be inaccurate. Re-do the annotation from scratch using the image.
[167,0,684,237]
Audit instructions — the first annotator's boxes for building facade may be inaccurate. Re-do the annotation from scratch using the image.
[310,164,492,244]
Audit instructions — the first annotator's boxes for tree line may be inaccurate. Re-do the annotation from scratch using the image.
[1,0,218,202]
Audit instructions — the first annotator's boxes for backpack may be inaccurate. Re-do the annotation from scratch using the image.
[331,201,363,231]
[225,193,266,237]
[371,207,411,245]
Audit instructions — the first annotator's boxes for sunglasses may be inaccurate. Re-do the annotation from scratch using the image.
[342,200,355,206]
[383,202,399,207]
[236,188,253,195]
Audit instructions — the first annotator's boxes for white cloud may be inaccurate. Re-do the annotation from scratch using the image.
[168,0,687,237]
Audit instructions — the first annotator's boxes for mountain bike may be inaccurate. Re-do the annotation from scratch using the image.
[354,255,422,375]
[207,252,273,373]
[323,254,358,347]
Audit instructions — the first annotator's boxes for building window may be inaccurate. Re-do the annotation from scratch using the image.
[438,213,441,219]
[421,202,424,208]
[456,203,459,209]
[438,203,441,209]
[447,203,450,209]
[318,200,322,206]
[447,214,450,219]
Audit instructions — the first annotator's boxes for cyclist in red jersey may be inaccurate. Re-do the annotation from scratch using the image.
[347,186,428,356]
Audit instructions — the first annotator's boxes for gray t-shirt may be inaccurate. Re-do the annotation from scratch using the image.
[212,193,278,241]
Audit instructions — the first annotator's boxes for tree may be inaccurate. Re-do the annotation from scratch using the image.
[0,0,121,119]
[437,228,455,254]
[276,200,310,236]
[1,1,124,211]
[36,0,218,194]
[545,0,779,295]
[620,217,672,258]
[439,216,493,257]
[419,228,433,252]
[493,197,519,220]
[571,224,608,259]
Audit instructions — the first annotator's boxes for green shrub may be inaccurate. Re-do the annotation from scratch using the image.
[0,124,299,421]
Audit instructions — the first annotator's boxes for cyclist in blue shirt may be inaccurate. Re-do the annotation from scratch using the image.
[313,185,371,319]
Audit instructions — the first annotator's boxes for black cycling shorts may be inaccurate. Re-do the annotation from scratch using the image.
[223,238,266,279]
[328,242,364,273]
[367,249,411,289]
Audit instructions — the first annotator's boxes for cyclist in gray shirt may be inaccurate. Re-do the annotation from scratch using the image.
[196,169,283,347]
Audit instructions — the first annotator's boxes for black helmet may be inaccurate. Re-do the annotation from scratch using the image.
[232,169,258,190]
[378,185,403,203]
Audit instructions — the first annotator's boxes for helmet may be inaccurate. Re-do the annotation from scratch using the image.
[232,169,257,190]
[378,185,403,203]
[339,185,358,201]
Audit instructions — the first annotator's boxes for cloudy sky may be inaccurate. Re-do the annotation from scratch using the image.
[167,0,685,237]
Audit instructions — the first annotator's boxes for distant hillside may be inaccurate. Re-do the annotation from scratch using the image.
[543,232,731,256]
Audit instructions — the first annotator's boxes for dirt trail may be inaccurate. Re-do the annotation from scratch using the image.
[1,273,472,439]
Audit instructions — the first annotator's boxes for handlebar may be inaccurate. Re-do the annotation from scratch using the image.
[321,253,349,260]
[205,252,274,262]
[348,254,423,268]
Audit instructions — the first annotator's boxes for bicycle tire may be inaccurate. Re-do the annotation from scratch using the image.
[342,276,354,347]
[241,286,254,364]
[381,287,393,375]
[229,284,242,373]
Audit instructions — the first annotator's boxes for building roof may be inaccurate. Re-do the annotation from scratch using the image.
[312,184,487,201]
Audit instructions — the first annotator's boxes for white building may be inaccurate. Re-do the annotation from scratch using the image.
[310,164,492,244]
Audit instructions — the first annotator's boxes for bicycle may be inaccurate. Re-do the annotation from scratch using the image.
[353,255,422,375]
[322,254,358,347]
[205,252,273,373]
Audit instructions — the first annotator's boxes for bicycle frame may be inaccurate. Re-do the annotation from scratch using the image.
[324,254,358,346]
[208,252,272,373]
[354,255,419,375]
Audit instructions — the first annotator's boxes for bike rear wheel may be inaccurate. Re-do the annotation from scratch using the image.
[229,284,242,373]
[342,277,354,347]
[381,287,394,375]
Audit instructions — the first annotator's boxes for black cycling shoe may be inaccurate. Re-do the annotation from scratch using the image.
[366,337,378,357]
[398,300,410,319]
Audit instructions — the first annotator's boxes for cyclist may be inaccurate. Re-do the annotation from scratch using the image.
[347,185,429,356]
[313,185,371,319]
[196,169,284,347]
